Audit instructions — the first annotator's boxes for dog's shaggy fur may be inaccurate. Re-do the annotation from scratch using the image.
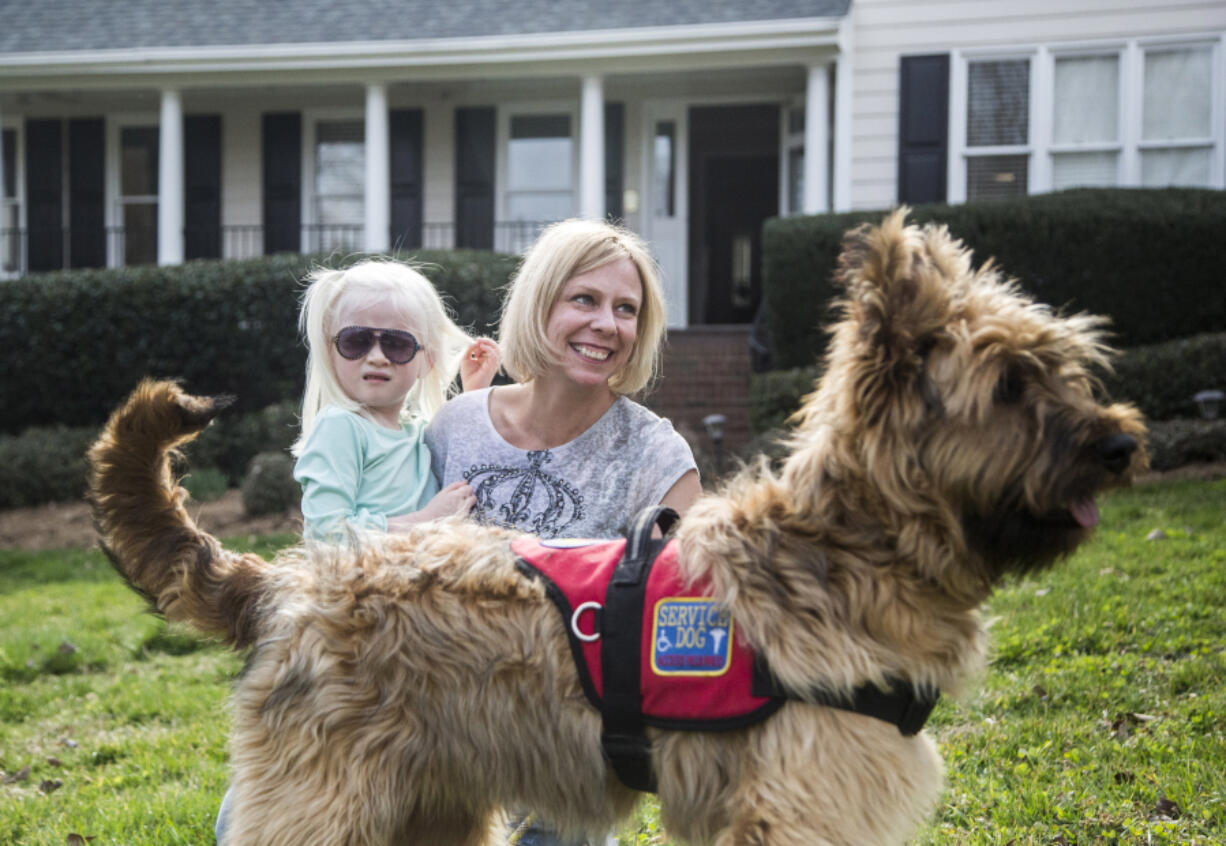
[89,211,1146,846]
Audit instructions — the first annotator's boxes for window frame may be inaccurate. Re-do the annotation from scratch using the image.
[106,115,160,269]
[496,100,579,253]
[948,35,1224,202]
[1,123,22,276]
[303,109,367,254]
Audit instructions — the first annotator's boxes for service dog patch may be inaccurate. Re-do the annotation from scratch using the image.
[651,598,733,677]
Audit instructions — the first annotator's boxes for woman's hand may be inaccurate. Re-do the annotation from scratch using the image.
[386,481,477,530]
[460,338,501,392]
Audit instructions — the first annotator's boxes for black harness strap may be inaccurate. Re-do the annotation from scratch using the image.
[599,506,677,794]
[752,658,939,737]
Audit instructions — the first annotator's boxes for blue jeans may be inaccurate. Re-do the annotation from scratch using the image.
[214,786,233,844]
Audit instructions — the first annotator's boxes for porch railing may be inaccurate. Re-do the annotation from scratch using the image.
[1,220,551,278]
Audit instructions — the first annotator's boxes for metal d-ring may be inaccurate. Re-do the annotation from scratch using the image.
[571,601,602,642]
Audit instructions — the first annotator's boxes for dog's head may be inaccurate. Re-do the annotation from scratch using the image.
[795,210,1147,594]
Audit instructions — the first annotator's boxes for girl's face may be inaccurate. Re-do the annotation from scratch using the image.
[543,257,642,390]
[329,298,430,428]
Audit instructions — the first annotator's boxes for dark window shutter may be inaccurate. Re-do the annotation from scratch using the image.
[185,114,222,260]
[454,107,495,250]
[605,102,624,220]
[25,119,63,272]
[390,109,423,250]
[262,112,301,255]
[898,54,950,205]
[68,118,106,269]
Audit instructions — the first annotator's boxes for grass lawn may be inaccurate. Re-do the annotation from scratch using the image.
[2,479,1224,845]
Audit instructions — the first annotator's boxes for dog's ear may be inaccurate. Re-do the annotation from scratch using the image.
[832,209,959,424]
[836,209,956,359]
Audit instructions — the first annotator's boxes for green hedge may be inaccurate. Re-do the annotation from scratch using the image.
[0,250,518,434]
[1101,333,1226,422]
[749,332,1226,437]
[762,189,1226,370]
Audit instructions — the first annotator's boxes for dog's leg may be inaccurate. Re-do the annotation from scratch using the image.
[390,808,503,846]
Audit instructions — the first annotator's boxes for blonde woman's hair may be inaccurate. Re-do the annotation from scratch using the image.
[293,259,471,455]
[499,219,667,395]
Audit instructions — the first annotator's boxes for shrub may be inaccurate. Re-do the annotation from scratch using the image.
[0,401,300,509]
[0,250,519,434]
[762,189,1226,370]
[240,451,299,517]
[1103,333,1226,422]
[748,364,824,435]
[180,467,230,503]
[1145,419,1226,471]
[0,424,96,508]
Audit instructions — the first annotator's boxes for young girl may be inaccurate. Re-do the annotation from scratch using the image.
[291,259,500,542]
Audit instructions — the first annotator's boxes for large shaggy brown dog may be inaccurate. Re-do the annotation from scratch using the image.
[89,211,1145,845]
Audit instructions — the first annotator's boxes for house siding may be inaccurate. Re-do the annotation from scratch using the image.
[848,0,1226,210]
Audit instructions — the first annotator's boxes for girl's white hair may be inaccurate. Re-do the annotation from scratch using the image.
[293,259,471,455]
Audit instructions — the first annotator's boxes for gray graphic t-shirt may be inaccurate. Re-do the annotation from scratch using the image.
[425,388,697,539]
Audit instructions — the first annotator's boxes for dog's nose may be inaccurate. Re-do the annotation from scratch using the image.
[1093,433,1138,474]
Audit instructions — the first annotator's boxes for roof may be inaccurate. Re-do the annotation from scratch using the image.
[0,0,850,55]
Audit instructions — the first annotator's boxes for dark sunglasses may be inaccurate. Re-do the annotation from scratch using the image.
[333,326,421,364]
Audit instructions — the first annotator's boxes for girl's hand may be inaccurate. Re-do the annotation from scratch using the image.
[387,481,477,530]
[460,338,501,392]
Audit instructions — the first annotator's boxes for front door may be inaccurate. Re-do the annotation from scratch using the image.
[687,105,780,325]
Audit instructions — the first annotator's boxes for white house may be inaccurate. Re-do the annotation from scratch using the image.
[2,0,1224,329]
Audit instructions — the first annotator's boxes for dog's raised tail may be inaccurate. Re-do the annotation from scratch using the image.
[88,379,272,648]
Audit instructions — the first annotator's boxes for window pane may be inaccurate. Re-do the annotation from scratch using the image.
[1144,48,1212,141]
[968,60,1029,147]
[1141,147,1212,187]
[123,202,157,266]
[121,128,159,196]
[2,129,14,199]
[316,121,365,200]
[508,191,574,222]
[788,147,805,214]
[509,114,572,193]
[1053,55,1119,144]
[653,121,675,217]
[966,154,1028,201]
[1052,151,1119,190]
[317,197,364,226]
[2,203,18,273]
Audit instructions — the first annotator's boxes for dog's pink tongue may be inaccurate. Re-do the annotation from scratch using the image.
[1071,497,1100,527]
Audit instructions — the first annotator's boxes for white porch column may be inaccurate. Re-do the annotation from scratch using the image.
[803,63,831,214]
[832,41,854,212]
[157,88,185,266]
[365,83,391,253]
[579,74,605,220]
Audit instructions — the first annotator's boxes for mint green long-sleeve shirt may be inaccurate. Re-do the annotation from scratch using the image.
[293,405,440,542]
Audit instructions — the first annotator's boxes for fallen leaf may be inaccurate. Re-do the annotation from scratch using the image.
[1146,528,1167,541]
[46,756,62,767]
[1150,796,1181,821]
[1032,684,1049,701]
[66,834,96,845]
[39,778,63,794]
[62,739,79,749]
[3,765,30,784]
[57,641,78,656]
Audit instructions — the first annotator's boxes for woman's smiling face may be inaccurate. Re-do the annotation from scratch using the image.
[543,257,642,390]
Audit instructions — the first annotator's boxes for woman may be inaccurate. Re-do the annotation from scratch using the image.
[426,218,701,540]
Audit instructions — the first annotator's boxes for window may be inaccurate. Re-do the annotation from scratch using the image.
[784,107,805,215]
[653,121,676,217]
[953,39,1222,201]
[2,128,17,273]
[507,114,573,223]
[965,59,1030,200]
[119,127,158,267]
[1051,54,1120,189]
[1141,46,1214,187]
[314,120,364,252]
